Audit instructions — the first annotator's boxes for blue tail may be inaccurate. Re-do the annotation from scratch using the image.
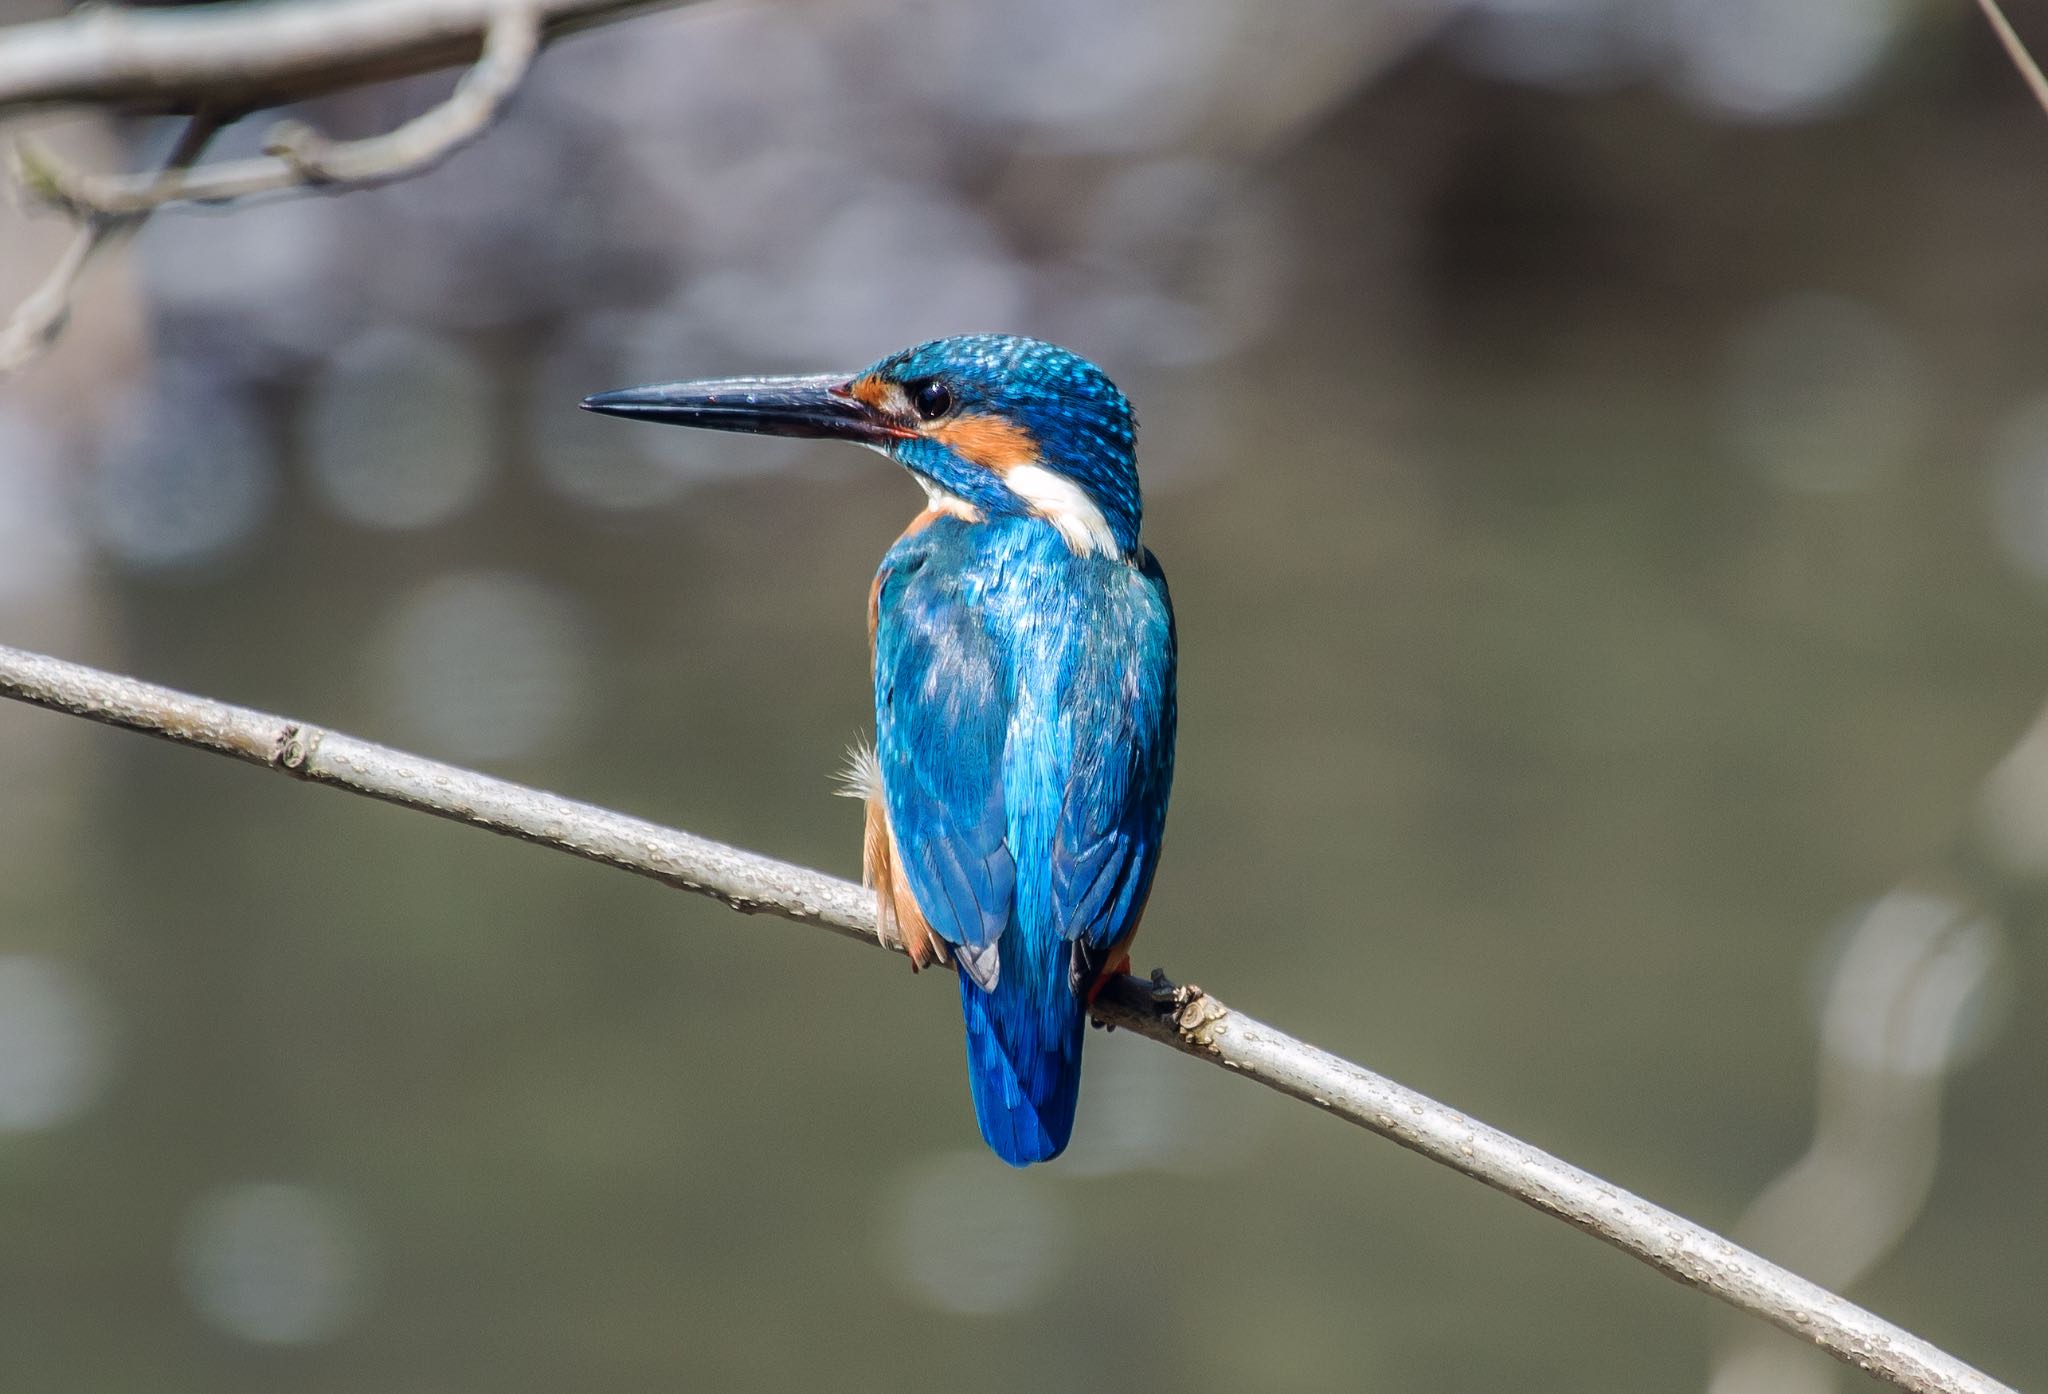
[958,955,1086,1166]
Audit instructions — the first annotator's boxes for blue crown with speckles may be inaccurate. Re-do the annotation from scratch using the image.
[877,335,1142,550]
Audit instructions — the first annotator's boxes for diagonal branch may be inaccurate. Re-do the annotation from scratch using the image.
[1976,0,2048,121]
[14,2,541,218]
[0,1,546,377]
[0,641,2016,1394]
[0,111,223,376]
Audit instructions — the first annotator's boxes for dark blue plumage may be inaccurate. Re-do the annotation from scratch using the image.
[581,334,1177,1166]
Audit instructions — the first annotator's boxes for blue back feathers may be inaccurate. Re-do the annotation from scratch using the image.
[875,509,1176,1165]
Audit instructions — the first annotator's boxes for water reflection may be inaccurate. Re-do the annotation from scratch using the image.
[884,1150,1073,1315]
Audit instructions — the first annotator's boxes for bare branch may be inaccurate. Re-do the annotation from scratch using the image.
[13,3,539,219]
[0,0,559,374]
[0,641,2016,1394]
[1976,0,2048,121]
[0,0,693,116]
[0,112,221,376]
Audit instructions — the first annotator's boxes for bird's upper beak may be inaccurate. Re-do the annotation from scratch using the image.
[579,373,910,445]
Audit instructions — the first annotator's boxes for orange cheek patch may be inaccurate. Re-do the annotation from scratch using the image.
[928,413,1041,473]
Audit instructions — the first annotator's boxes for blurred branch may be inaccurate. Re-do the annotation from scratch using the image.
[0,0,691,115]
[1976,0,2048,120]
[14,2,539,218]
[0,111,220,375]
[0,0,584,376]
[0,644,2016,1394]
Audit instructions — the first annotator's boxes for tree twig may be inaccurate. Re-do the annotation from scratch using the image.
[13,2,540,219]
[0,0,692,116]
[0,642,2015,1394]
[1976,0,2048,121]
[0,111,222,376]
[0,1,544,376]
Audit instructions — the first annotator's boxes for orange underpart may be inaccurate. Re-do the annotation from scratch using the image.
[863,787,946,972]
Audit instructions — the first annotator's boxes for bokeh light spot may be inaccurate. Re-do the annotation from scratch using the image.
[1669,0,1901,122]
[373,570,592,763]
[1720,292,1925,494]
[1815,892,2006,1078]
[85,371,274,571]
[0,954,112,1134]
[304,327,495,530]
[177,1182,369,1345]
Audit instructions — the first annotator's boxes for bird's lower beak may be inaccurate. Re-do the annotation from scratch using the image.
[579,373,907,445]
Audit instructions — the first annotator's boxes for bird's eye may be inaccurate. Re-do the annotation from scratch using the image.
[910,379,954,420]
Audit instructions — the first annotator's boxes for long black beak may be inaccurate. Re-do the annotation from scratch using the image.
[579,373,907,445]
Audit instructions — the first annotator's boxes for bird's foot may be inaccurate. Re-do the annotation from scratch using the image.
[1087,966,1208,1033]
[1083,951,1134,1030]
[1083,952,1132,1005]
[1144,967,1217,1021]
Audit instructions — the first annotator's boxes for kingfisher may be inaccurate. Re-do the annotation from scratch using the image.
[582,334,1177,1166]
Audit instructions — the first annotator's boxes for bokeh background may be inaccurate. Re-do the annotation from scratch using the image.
[2,0,2045,1390]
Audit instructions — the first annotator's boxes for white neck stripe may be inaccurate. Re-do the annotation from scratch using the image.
[1003,463,1120,557]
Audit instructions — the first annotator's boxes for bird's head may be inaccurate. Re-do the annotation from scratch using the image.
[582,334,1141,558]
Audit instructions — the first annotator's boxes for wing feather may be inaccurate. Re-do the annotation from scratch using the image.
[874,531,1176,992]
[874,542,1016,985]
[1047,550,1176,963]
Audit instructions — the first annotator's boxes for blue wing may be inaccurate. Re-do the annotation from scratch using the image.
[874,523,1174,986]
[873,528,1017,982]
[1042,549,1176,977]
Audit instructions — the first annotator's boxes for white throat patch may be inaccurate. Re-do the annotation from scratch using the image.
[1003,463,1120,557]
[914,473,984,523]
